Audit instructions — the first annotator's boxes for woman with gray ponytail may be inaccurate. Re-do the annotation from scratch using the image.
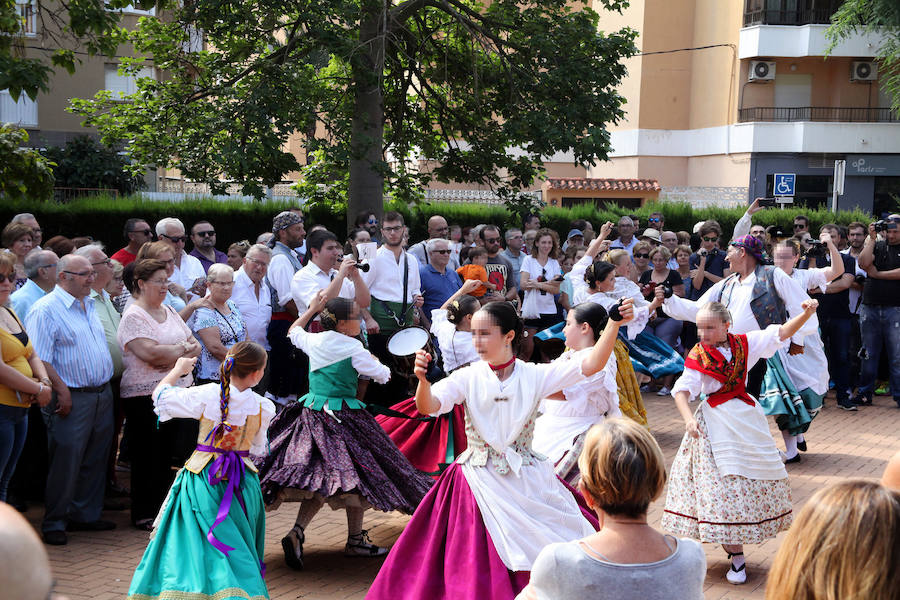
[128,341,273,600]
[256,291,432,572]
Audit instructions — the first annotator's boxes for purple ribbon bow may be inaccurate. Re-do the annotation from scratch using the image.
[196,444,249,557]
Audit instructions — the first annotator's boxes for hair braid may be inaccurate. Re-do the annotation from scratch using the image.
[214,354,236,441]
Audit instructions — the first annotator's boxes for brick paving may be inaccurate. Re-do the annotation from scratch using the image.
[25,391,900,600]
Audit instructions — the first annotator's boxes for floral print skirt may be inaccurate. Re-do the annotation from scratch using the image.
[661,410,792,545]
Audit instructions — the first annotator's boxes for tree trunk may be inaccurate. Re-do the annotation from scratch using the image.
[347,7,386,232]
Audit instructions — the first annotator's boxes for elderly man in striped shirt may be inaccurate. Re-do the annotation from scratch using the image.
[25,253,115,546]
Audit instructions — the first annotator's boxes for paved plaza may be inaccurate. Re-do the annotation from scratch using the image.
[28,391,899,600]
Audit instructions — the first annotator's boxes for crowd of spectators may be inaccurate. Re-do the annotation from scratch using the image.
[0,205,898,574]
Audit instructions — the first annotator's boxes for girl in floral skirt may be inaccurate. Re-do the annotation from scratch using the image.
[661,299,819,585]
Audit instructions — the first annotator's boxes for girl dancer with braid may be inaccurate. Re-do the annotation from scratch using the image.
[128,341,274,600]
[256,290,431,571]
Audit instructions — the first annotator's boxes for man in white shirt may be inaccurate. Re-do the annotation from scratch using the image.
[155,217,207,300]
[361,211,423,406]
[659,234,817,398]
[609,216,638,255]
[291,229,371,330]
[231,244,273,349]
[264,211,306,404]
[231,243,273,394]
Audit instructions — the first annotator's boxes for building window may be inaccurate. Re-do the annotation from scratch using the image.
[16,0,36,35]
[0,91,38,128]
[104,64,155,98]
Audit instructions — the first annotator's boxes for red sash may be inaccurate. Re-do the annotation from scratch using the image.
[683,334,754,408]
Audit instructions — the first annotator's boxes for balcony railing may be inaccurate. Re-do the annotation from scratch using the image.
[738,106,900,123]
[743,1,841,27]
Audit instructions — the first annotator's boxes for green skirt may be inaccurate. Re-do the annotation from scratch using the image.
[758,355,823,436]
[128,463,269,600]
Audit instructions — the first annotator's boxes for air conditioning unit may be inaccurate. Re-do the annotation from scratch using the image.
[749,61,776,82]
[850,61,878,82]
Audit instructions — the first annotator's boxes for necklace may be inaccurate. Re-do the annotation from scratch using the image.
[489,356,516,371]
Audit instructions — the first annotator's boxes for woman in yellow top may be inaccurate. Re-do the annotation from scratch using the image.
[0,252,52,502]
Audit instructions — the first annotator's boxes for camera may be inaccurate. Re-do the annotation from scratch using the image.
[874,220,887,233]
[697,248,708,257]
[854,274,866,286]
[660,284,674,299]
[805,240,827,260]
[758,197,777,207]
[354,260,370,272]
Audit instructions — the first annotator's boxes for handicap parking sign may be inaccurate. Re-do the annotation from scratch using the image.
[773,173,796,197]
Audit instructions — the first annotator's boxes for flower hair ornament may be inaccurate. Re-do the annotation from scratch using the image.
[452,300,460,309]
[319,307,335,324]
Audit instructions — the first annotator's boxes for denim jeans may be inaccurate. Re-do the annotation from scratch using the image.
[0,404,28,502]
[819,316,851,402]
[849,314,862,392]
[858,305,900,402]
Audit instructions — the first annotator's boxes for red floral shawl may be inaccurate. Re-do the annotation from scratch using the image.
[683,333,754,407]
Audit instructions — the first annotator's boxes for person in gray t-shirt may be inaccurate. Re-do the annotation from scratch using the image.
[518,419,707,600]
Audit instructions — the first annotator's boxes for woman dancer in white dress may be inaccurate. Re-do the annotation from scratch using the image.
[375,279,482,474]
[532,302,620,485]
[763,235,843,462]
[367,299,635,599]
[662,299,820,585]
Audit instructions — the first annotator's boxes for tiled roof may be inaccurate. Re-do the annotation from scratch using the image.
[544,177,661,192]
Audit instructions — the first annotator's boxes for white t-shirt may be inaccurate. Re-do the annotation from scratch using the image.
[521,255,561,315]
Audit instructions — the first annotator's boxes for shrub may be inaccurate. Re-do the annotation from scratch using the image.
[0,196,876,250]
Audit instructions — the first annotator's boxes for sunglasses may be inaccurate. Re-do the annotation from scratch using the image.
[195,231,216,237]
[367,218,378,225]
[130,229,152,236]
[161,234,188,243]
[793,224,807,229]
[0,273,16,283]
[647,218,660,224]
[432,249,452,255]
[634,253,650,259]
[702,236,719,242]
[484,237,501,244]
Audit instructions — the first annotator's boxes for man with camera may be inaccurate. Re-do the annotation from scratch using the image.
[855,214,900,408]
[690,220,728,299]
[291,229,371,332]
[800,225,856,410]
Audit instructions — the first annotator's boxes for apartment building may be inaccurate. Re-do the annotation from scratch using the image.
[1,2,158,149]
[591,0,900,214]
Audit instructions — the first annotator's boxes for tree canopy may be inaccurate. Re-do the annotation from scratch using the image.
[71,0,637,222]
[827,0,900,111]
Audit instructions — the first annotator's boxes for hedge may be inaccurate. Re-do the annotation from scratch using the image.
[0,195,874,251]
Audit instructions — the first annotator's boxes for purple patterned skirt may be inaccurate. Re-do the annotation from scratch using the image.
[255,403,432,514]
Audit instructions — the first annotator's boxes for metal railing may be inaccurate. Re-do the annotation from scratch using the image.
[738,106,900,123]
[743,1,841,27]
[52,187,119,203]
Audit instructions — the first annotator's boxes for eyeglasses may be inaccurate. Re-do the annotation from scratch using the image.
[634,253,650,259]
[793,224,807,230]
[702,236,719,242]
[432,249,452,254]
[160,234,188,243]
[245,257,269,268]
[382,225,403,233]
[91,259,112,267]
[130,229,152,236]
[38,263,57,269]
[0,273,16,283]
[195,231,216,237]
[146,278,169,286]
[484,237,501,244]
[63,270,95,279]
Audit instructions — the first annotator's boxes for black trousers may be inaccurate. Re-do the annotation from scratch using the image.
[266,319,308,398]
[123,395,181,524]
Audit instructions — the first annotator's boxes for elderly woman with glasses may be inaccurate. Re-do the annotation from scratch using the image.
[189,264,247,384]
[135,241,190,312]
[117,258,202,531]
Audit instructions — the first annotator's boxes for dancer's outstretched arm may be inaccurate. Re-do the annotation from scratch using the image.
[581,298,634,376]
